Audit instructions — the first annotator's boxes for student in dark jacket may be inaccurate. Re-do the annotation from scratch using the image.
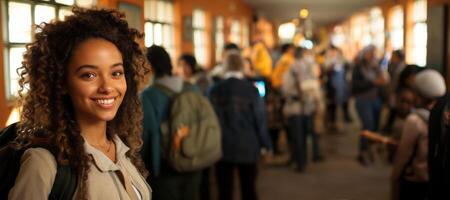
[209,52,273,200]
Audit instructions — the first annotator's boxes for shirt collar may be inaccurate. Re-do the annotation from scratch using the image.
[223,71,244,80]
[83,135,130,172]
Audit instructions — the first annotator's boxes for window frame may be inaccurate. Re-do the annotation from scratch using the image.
[214,16,224,64]
[143,0,174,57]
[2,0,88,101]
[193,8,206,67]
[411,0,427,67]
[390,5,404,50]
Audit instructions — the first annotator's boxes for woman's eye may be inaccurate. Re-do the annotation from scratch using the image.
[80,72,96,79]
[112,71,124,78]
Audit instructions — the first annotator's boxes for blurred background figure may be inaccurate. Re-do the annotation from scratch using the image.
[323,45,352,128]
[209,52,273,200]
[282,47,324,172]
[211,43,241,81]
[351,45,387,166]
[141,45,202,200]
[251,32,273,80]
[267,43,296,154]
[177,53,198,83]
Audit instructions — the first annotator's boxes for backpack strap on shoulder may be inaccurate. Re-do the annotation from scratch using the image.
[49,164,77,200]
[154,83,176,98]
[31,143,77,200]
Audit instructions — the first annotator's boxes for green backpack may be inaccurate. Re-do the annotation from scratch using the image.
[155,83,222,172]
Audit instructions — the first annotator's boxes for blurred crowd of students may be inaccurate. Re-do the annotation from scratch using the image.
[140,35,449,200]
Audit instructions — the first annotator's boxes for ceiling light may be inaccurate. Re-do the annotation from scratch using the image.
[299,9,309,19]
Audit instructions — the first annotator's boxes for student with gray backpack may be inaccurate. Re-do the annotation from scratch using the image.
[141,45,221,200]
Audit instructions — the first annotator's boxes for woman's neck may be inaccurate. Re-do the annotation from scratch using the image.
[78,119,109,145]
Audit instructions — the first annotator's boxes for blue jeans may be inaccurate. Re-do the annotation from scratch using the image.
[355,97,382,153]
[287,114,321,169]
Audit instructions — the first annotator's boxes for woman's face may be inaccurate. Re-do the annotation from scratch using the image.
[66,38,126,123]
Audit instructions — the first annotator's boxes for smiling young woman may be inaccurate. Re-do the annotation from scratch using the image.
[7,8,151,200]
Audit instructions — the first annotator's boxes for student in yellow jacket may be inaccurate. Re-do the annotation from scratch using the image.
[271,44,295,89]
[251,41,273,79]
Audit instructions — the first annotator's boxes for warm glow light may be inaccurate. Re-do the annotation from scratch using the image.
[6,107,20,127]
[299,9,309,19]
[278,23,296,41]
[300,40,313,49]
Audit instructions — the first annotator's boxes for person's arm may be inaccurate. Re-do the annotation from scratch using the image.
[360,130,397,145]
[9,148,57,200]
[391,115,420,199]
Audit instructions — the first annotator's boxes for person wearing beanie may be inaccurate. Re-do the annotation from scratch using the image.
[391,69,446,200]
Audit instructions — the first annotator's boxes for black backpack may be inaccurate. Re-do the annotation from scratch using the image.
[0,123,77,199]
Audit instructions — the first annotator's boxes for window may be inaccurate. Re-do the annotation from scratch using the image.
[230,19,241,45]
[411,0,427,67]
[193,9,206,67]
[370,7,385,50]
[3,0,95,100]
[214,16,224,63]
[351,15,370,48]
[144,0,174,57]
[390,6,404,50]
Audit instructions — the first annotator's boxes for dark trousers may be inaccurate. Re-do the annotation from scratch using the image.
[152,169,202,200]
[199,167,211,200]
[287,114,321,169]
[399,179,428,200]
[269,128,281,153]
[355,97,382,153]
[327,101,351,123]
[215,161,258,200]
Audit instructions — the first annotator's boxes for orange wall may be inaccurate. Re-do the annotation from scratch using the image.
[0,4,12,128]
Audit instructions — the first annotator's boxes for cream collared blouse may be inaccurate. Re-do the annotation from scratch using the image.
[9,135,152,200]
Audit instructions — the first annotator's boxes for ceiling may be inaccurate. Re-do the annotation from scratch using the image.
[243,0,383,26]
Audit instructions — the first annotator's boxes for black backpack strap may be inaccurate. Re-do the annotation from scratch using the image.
[0,124,77,199]
[32,144,78,200]
[49,164,77,200]
[0,122,19,146]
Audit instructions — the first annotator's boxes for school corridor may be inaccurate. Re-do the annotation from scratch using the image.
[1,0,450,199]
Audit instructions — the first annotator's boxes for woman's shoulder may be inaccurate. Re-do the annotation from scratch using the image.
[9,148,57,199]
[21,147,58,172]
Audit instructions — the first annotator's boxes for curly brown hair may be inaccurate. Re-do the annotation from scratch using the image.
[16,8,149,199]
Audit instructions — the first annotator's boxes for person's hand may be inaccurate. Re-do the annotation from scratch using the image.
[374,75,387,86]
[173,125,190,153]
[261,149,274,164]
